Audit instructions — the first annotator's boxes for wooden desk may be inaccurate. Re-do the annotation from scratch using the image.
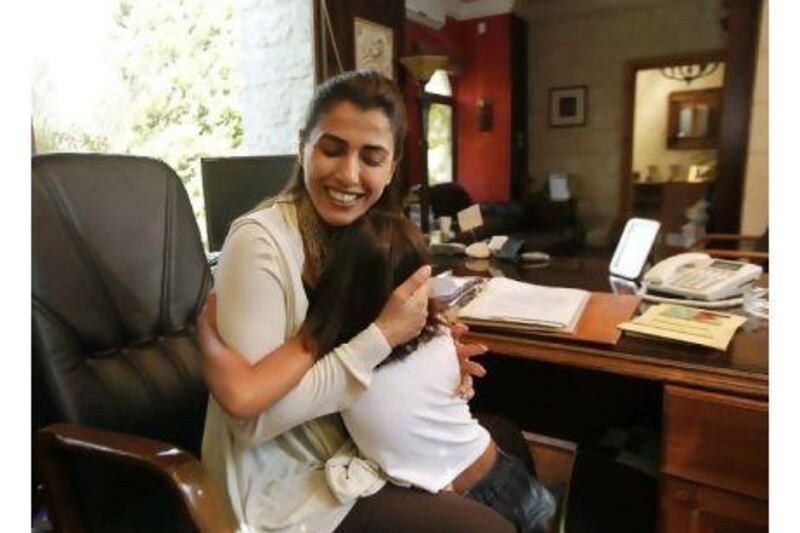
[443,253,768,532]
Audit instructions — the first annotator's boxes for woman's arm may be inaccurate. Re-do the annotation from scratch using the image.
[203,220,431,441]
[196,290,314,419]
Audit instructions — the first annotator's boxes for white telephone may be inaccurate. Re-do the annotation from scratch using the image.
[642,252,762,301]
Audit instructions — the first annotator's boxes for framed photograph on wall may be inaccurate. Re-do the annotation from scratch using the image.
[666,88,722,150]
[549,86,587,127]
[354,17,394,79]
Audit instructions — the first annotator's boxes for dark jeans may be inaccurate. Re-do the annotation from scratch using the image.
[464,448,556,533]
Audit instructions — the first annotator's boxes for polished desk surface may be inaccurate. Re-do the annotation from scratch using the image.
[436,251,768,400]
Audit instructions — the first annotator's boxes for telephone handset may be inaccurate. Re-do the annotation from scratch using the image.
[642,252,762,301]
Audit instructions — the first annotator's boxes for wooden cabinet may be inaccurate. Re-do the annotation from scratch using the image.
[632,182,710,242]
[660,386,768,533]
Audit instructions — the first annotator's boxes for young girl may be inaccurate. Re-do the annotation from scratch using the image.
[206,210,556,532]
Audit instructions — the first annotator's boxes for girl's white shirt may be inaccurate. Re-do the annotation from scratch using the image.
[343,331,491,493]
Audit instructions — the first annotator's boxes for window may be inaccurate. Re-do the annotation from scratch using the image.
[423,70,455,185]
[31,0,244,247]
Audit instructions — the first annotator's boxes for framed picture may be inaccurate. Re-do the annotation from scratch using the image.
[667,88,722,150]
[549,86,587,127]
[354,17,394,80]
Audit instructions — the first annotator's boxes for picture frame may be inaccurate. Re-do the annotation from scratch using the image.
[666,88,722,150]
[354,17,394,80]
[549,86,588,127]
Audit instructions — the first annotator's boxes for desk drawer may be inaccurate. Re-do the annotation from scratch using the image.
[662,385,768,499]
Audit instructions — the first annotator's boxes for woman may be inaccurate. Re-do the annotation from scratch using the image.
[203,211,556,532]
[201,70,524,532]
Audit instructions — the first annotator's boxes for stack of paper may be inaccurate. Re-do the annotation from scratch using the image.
[618,304,746,350]
[457,278,590,334]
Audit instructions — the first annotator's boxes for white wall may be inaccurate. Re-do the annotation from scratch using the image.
[517,0,726,245]
[740,0,768,235]
[238,0,314,155]
[632,67,724,180]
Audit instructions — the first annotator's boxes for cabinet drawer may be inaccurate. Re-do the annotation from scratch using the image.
[662,385,768,499]
[660,477,768,533]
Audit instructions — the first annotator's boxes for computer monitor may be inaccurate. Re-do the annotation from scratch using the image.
[201,155,296,252]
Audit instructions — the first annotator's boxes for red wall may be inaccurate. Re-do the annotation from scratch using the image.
[405,15,512,203]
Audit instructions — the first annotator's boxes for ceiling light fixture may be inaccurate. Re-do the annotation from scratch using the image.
[660,62,721,84]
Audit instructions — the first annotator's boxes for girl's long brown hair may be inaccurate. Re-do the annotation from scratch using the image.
[301,211,443,365]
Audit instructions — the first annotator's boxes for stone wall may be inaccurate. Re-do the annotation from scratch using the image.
[238,0,314,156]
[517,0,726,245]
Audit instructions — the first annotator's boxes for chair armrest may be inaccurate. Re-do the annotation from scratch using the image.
[703,249,770,262]
[37,423,238,533]
[703,233,763,242]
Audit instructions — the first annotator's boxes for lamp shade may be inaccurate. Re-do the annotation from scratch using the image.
[399,55,449,84]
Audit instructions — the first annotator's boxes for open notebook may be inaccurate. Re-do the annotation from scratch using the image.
[457,277,590,334]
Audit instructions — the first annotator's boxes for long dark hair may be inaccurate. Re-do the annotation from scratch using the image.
[301,211,443,365]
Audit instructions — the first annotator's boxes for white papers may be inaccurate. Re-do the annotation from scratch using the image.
[457,204,483,233]
[458,278,590,333]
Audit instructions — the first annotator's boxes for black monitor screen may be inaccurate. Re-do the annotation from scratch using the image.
[201,155,296,252]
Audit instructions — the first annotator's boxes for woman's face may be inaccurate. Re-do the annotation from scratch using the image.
[302,101,396,226]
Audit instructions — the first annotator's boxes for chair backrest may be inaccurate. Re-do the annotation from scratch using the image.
[429,182,473,219]
[32,153,211,455]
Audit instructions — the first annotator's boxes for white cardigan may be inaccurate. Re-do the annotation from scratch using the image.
[201,201,392,533]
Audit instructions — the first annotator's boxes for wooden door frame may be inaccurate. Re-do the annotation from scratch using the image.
[617,49,726,228]
[616,0,763,240]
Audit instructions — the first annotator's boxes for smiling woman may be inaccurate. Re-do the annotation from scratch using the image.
[199,70,519,533]
[302,102,396,227]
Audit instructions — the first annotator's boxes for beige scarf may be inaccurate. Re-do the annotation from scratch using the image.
[294,193,331,285]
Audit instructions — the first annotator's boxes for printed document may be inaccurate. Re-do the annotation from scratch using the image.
[618,304,746,350]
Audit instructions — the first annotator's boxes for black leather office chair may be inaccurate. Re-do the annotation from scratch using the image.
[33,153,236,532]
[429,182,474,220]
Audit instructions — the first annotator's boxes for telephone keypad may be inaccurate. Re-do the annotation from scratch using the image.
[674,268,730,292]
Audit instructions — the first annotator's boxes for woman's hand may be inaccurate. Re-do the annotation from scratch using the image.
[450,321,488,400]
[375,265,432,348]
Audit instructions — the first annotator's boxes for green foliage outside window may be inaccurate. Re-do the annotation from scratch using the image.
[427,102,453,185]
[32,0,244,246]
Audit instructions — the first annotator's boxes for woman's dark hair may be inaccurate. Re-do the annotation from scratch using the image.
[280,69,408,212]
[301,212,443,365]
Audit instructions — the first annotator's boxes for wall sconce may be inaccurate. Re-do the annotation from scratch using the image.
[477,98,493,131]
